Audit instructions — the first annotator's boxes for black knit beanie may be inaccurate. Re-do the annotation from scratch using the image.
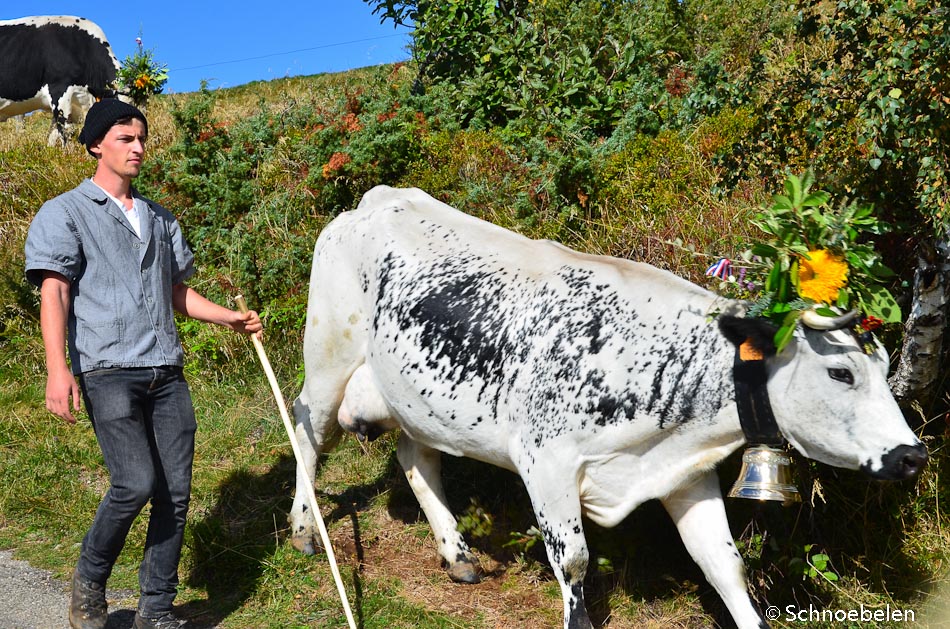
[78,99,148,156]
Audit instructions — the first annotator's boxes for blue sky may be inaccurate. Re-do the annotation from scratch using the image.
[8,1,413,93]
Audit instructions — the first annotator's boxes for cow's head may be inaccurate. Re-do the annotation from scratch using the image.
[719,314,926,481]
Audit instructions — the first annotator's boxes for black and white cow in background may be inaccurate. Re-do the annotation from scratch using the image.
[0,16,123,146]
[290,186,927,629]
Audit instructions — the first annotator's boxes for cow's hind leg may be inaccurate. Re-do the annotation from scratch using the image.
[288,390,346,555]
[288,320,365,554]
[396,435,482,583]
[661,472,768,629]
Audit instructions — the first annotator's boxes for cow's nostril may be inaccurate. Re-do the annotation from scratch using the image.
[863,444,929,480]
[901,445,928,477]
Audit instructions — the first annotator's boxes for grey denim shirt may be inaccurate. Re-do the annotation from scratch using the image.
[25,178,196,374]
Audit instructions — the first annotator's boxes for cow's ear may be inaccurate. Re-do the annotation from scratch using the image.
[717,315,778,359]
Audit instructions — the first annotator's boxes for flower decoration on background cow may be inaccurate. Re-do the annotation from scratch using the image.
[117,34,168,109]
[706,171,901,352]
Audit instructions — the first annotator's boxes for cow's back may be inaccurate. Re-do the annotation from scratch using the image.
[340,186,711,298]
[312,187,737,472]
[0,16,118,105]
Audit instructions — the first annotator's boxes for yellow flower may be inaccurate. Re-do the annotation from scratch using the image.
[798,249,848,304]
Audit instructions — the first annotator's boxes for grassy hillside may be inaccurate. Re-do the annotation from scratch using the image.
[1,63,949,628]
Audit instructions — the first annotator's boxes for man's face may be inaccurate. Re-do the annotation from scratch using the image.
[90,119,147,178]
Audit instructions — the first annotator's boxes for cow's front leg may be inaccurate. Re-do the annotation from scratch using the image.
[396,434,482,583]
[520,460,592,629]
[661,472,768,629]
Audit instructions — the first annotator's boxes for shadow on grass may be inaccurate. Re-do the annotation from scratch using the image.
[175,440,939,628]
[179,450,402,628]
[179,453,298,626]
[380,452,739,627]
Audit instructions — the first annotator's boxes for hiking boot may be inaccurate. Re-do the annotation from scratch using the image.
[133,611,188,629]
[68,570,107,629]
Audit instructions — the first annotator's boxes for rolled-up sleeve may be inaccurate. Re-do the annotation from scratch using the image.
[24,202,82,288]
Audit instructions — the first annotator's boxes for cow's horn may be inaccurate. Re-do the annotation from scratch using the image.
[800,308,860,330]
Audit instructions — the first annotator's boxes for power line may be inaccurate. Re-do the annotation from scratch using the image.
[170,32,410,73]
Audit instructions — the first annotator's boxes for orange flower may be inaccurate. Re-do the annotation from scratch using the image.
[798,249,848,304]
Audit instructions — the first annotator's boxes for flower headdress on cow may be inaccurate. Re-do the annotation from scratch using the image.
[707,171,901,352]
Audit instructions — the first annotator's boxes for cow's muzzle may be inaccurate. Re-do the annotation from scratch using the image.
[862,443,928,480]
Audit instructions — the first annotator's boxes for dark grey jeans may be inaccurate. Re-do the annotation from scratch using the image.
[76,366,196,617]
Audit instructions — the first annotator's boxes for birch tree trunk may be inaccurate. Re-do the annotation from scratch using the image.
[889,236,950,414]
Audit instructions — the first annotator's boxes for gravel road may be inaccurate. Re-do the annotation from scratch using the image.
[0,549,137,629]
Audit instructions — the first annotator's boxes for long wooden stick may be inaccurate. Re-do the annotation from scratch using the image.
[235,295,357,629]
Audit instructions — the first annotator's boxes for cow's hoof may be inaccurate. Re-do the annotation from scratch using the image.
[446,554,482,584]
[291,533,322,556]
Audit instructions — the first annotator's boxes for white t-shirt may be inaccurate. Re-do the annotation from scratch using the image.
[91,179,142,238]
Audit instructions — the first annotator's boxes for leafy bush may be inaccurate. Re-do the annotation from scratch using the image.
[370,0,674,140]
[402,128,536,225]
[727,0,949,242]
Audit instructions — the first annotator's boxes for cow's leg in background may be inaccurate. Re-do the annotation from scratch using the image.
[46,84,70,146]
[63,86,96,144]
[661,472,767,629]
[396,435,482,583]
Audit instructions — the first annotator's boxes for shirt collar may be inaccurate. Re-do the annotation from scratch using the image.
[78,177,144,206]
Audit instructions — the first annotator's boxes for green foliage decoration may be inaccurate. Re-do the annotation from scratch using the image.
[720,172,899,351]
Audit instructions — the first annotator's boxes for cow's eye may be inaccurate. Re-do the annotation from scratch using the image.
[828,368,854,385]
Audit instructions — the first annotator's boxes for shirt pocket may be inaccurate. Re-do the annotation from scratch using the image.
[76,318,123,356]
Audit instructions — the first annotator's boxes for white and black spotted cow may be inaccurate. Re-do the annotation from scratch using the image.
[0,16,123,146]
[290,185,926,629]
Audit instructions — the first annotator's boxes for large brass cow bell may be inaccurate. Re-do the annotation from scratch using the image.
[728,445,801,505]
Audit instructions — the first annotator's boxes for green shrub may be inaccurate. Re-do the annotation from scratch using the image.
[403,128,534,224]
[727,0,949,241]
[594,128,757,277]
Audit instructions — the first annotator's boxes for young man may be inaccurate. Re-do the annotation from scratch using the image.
[25,99,263,629]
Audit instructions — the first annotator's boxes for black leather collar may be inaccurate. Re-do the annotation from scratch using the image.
[734,343,785,447]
